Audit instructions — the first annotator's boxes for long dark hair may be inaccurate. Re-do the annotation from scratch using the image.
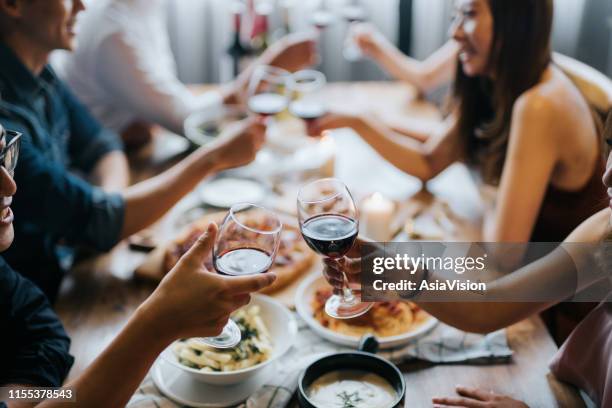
[453,0,554,184]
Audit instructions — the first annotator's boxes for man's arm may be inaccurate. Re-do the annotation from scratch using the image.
[88,151,129,193]
[60,81,129,191]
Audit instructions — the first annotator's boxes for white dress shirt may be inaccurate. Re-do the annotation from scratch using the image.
[63,0,222,135]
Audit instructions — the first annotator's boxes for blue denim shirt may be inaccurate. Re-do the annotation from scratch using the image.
[0,256,73,390]
[0,43,125,300]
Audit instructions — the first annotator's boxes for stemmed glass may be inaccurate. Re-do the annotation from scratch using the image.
[247,65,291,124]
[297,178,373,319]
[288,70,327,137]
[342,1,367,61]
[311,0,335,31]
[198,203,282,348]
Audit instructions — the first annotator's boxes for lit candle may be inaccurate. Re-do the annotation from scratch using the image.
[319,133,336,178]
[361,192,395,242]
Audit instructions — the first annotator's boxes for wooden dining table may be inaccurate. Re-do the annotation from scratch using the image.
[55,82,586,407]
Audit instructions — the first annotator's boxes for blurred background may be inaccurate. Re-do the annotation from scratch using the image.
[162,0,612,82]
[64,0,612,85]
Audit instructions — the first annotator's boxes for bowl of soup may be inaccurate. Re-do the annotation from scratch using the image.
[298,338,405,408]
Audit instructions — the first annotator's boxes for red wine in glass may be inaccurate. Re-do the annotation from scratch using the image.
[289,100,327,122]
[301,214,358,258]
[214,247,273,276]
[248,93,288,118]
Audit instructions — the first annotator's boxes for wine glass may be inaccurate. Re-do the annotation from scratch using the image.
[288,70,327,137]
[342,2,367,62]
[198,203,282,348]
[310,0,335,31]
[247,65,290,124]
[297,178,373,319]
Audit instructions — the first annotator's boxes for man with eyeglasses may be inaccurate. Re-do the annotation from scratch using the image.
[0,0,266,302]
[0,123,276,408]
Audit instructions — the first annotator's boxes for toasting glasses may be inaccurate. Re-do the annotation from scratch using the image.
[297,178,373,319]
[198,203,282,348]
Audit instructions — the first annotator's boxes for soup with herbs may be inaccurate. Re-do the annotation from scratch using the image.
[307,370,397,408]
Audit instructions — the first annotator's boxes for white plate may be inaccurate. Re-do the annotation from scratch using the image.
[161,295,297,385]
[295,273,438,349]
[199,178,266,208]
[152,357,274,408]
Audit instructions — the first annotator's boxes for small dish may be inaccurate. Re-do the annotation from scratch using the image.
[199,178,266,208]
[152,357,275,407]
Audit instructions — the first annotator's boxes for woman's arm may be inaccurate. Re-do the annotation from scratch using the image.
[323,209,610,334]
[356,28,458,94]
[418,209,611,333]
[313,113,462,181]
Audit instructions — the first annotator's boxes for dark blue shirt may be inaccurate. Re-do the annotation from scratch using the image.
[0,44,125,301]
[0,256,73,394]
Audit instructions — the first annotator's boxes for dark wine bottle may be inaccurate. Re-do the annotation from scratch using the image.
[226,2,249,79]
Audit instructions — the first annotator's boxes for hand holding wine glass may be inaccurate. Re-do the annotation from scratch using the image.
[198,203,282,348]
[142,222,277,342]
[209,118,266,171]
[297,178,373,318]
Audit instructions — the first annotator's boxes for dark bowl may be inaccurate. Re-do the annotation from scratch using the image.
[297,337,405,408]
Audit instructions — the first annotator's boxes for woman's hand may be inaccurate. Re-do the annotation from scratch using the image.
[433,386,529,408]
[352,23,391,59]
[139,223,276,342]
[322,237,371,295]
[306,111,362,138]
[209,118,266,172]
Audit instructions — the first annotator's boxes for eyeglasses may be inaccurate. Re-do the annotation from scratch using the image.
[0,130,21,177]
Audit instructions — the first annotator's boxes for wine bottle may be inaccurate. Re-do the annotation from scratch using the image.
[227,2,248,79]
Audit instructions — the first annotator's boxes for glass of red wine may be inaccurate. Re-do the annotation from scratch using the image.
[297,178,373,319]
[288,70,327,137]
[247,65,290,124]
[198,203,282,348]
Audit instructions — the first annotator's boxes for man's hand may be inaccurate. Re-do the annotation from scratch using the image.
[208,118,265,172]
[140,223,276,341]
[263,32,319,74]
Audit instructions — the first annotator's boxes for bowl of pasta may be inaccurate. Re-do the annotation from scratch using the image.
[160,294,297,385]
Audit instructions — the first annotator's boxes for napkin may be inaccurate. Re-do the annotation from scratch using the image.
[127,315,512,408]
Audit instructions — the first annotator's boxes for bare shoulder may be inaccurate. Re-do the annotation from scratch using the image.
[565,208,611,243]
[511,66,590,141]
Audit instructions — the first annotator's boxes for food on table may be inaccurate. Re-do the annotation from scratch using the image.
[307,370,398,408]
[312,288,429,337]
[174,305,272,372]
[164,213,315,293]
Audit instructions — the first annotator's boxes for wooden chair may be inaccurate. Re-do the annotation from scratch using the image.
[553,52,612,115]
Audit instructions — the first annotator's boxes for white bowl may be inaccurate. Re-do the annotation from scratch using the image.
[295,273,438,350]
[161,294,297,385]
[183,105,247,146]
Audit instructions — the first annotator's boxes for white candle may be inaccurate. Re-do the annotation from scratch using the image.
[361,192,395,241]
